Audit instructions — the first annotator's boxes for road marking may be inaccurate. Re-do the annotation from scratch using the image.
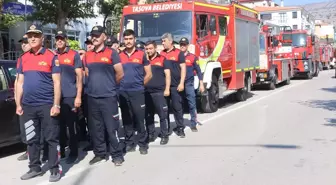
[36,80,308,185]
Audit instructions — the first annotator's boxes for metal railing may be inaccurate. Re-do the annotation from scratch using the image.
[1,51,22,61]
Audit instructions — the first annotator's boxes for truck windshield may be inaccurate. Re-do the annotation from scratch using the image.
[283,33,307,47]
[122,11,192,43]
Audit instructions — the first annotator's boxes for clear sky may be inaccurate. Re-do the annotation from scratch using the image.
[273,0,328,6]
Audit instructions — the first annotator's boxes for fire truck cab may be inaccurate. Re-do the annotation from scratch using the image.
[120,0,260,113]
[280,29,318,79]
[255,23,293,90]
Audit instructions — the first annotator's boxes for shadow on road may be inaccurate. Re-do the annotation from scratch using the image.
[298,100,336,111]
[149,144,301,149]
[321,86,336,93]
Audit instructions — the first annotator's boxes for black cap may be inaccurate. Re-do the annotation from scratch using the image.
[179,37,189,45]
[26,24,43,34]
[18,35,28,43]
[55,30,67,39]
[106,36,119,46]
[85,36,92,44]
[136,41,145,49]
[90,26,105,36]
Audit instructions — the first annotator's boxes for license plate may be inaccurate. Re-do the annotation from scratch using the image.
[260,79,264,81]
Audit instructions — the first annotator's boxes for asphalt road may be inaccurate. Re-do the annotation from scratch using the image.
[1,70,335,185]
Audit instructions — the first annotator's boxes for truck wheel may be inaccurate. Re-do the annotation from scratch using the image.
[285,70,291,85]
[236,75,250,101]
[306,72,313,79]
[268,74,277,90]
[200,74,219,113]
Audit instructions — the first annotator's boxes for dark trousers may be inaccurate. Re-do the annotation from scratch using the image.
[166,87,185,131]
[60,97,78,156]
[185,84,198,127]
[119,90,148,149]
[87,95,123,160]
[145,91,169,137]
[20,104,60,172]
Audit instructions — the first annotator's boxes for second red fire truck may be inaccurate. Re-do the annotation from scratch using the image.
[255,23,293,90]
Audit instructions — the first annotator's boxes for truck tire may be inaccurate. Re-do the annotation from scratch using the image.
[268,74,277,90]
[285,69,291,85]
[236,75,250,101]
[306,72,313,79]
[200,74,219,113]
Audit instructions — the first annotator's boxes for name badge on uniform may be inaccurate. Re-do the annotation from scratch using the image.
[55,59,60,66]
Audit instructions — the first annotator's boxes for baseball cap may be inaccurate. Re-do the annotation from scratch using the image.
[18,35,28,43]
[179,37,189,45]
[106,36,119,46]
[55,30,67,39]
[90,25,105,36]
[85,36,92,44]
[26,24,43,34]
[136,41,145,49]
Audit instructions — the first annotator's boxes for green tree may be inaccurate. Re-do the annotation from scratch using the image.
[97,0,128,35]
[68,40,81,50]
[28,0,96,32]
[0,0,25,59]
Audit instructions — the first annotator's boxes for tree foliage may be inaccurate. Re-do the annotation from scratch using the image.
[28,0,96,31]
[68,40,81,50]
[0,0,26,59]
[97,0,128,35]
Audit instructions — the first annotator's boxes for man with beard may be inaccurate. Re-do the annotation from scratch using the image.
[55,30,83,163]
[144,40,170,145]
[160,33,186,138]
[84,25,125,166]
[119,29,152,155]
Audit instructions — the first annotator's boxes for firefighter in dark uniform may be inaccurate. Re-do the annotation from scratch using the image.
[160,33,187,138]
[106,36,120,52]
[144,40,171,145]
[119,29,152,154]
[179,37,205,132]
[16,24,62,182]
[16,34,31,161]
[55,30,83,163]
[82,36,94,152]
[84,25,125,166]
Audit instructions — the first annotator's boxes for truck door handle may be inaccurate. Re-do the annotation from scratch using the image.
[5,97,15,102]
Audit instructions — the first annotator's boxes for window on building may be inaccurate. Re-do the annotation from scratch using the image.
[279,13,287,24]
[67,31,80,41]
[293,25,298,29]
[292,12,297,19]
[305,25,310,30]
[261,14,272,20]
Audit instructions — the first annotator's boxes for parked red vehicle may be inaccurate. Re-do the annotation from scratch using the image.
[255,24,293,90]
[280,28,318,79]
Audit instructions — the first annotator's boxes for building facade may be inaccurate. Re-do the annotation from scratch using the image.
[1,0,105,60]
[254,6,315,34]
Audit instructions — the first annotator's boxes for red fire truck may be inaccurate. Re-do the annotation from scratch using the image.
[255,23,293,90]
[280,29,318,79]
[320,43,334,70]
[121,0,260,113]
